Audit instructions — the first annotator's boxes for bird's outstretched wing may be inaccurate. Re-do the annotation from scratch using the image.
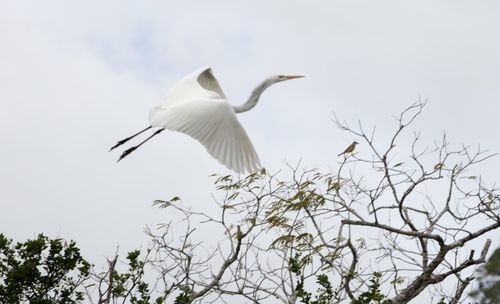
[196,68,227,99]
[162,68,226,106]
[149,99,261,173]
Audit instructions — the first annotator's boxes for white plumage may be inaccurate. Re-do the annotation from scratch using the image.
[111,67,303,174]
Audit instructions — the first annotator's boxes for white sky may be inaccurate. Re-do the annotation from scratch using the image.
[1,0,499,301]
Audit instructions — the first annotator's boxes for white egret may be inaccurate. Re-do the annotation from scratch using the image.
[110,67,304,173]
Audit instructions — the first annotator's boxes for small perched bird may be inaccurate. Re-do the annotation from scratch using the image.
[338,141,358,157]
[433,162,444,170]
[110,67,304,173]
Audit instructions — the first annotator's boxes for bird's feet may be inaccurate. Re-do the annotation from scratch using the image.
[117,146,137,162]
[110,138,131,151]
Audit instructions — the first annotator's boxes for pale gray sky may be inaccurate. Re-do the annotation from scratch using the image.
[1,0,499,300]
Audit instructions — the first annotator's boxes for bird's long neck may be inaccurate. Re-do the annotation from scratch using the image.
[233,78,277,113]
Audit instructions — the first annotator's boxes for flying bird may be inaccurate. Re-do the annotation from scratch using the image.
[110,67,304,173]
[338,141,358,157]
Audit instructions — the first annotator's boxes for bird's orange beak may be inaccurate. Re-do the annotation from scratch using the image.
[282,75,305,80]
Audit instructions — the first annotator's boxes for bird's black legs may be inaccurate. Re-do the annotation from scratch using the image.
[117,128,164,162]
[110,126,152,151]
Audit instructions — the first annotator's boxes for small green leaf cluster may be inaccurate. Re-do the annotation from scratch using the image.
[174,287,191,304]
[352,272,390,304]
[470,247,500,304]
[289,254,334,304]
[153,196,181,209]
[212,168,267,192]
[110,249,164,304]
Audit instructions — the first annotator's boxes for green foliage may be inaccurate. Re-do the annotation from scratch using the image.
[174,287,191,304]
[111,249,161,304]
[153,196,182,209]
[352,272,390,304]
[470,247,500,304]
[0,234,164,303]
[0,233,90,304]
[212,168,267,192]
[483,247,500,276]
[263,172,344,253]
[436,297,447,304]
[289,254,334,304]
[315,274,334,304]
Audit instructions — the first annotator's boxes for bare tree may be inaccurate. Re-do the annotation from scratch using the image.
[94,101,499,303]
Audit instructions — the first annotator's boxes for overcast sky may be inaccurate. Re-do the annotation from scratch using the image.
[1,0,500,299]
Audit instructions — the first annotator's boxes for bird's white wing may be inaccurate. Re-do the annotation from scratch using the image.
[161,68,226,106]
[196,68,227,99]
[149,99,261,174]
